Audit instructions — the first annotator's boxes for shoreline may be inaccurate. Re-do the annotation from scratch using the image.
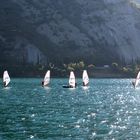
[0,68,135,79]
[0,75,134,79]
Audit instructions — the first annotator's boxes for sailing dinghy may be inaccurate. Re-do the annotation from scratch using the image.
[132,71,140,88]
[3,70,10,87]
[63,71,76,88]
[82,70,89,86]
[42,70,50,86]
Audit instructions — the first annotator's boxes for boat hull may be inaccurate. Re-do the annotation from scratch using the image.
[62,85,75,88]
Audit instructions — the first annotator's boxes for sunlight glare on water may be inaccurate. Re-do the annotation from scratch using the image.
[0,78,140,139]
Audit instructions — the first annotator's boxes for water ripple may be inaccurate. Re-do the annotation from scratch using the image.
[0,78,140,139]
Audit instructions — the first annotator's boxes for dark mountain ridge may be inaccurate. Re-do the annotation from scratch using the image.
[0,0,140,67]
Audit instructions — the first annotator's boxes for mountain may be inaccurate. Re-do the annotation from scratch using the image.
[1,0,140,66]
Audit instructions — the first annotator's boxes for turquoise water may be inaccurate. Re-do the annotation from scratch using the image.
[0,78,140,139]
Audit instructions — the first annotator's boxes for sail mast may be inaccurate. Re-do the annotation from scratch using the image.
[3,70,10,87]
[69,71,75,87]
[82,70,89,86]
[43,70,50,86]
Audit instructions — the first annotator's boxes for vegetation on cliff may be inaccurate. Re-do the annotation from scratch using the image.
[1,61,140,78]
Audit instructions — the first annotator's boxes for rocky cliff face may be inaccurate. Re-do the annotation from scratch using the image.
[0,0,140,65]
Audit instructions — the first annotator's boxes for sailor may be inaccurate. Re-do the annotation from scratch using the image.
[132,81,135,88]
[69,85,73,88]
[41,81,44,87]
[69,83,77,88]
[3,81,6,87]
[83,82,85,86]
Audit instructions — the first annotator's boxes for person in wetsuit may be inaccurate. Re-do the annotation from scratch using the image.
[132,81,135,88]
[3,81,6,87]
[83,82,85,86]
[41,81,44,87]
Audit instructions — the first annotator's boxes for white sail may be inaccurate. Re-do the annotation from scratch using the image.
[3,70,10,87]
[69,71,75,87]
[43,70,50,86]
[135,71,140,87]
[82,70,89,86]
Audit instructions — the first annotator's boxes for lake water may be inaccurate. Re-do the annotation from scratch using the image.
[0,78,140,139]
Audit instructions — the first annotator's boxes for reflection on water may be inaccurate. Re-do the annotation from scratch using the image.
[0,78,140,139]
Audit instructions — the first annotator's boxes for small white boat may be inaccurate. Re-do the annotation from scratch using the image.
[132,71,140,88]
[63,71,76,88]
[82,70,89,86]
[42,70,50,86]
[3,70,10,87]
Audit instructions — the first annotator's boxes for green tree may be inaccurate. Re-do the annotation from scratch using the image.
[111,62,119,72]
[112,62,118,69]
[122,67,128,73]
[67,66,74,71]
[77,61,85,70]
